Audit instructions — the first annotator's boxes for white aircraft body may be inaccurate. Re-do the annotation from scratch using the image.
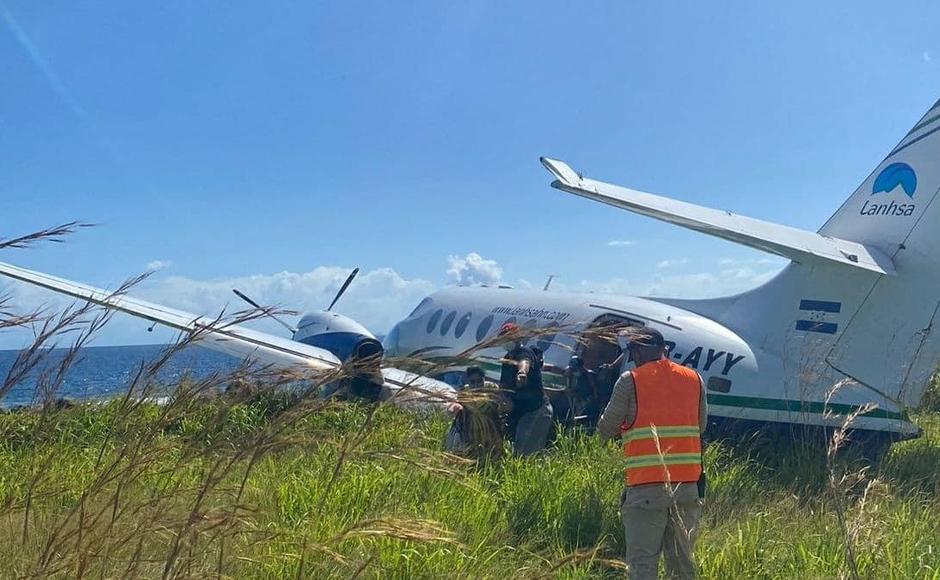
[2,96,940,447]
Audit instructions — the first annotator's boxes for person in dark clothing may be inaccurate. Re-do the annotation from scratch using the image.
[323,371,385,402]
[496,322,553,456]
[466,366,487,390]
[325,343,386,403]
[345,374,384,401]
[564,355,600,425]
[444,367,511,461]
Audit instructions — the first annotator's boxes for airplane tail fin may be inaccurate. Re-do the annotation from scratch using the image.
[688,97,940,409]
[816,98,940,408]
[543,96,940,410]
[819,97,940,251]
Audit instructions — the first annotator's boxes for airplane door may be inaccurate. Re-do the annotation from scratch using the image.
[575,314,641,366]
[577,314,644,401]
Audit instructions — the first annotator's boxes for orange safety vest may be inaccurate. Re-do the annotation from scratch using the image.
[621,358,702,486]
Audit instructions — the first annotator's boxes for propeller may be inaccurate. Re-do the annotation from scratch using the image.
[231,266,358,337]
[327,267,359,311]
[231,288,297,334]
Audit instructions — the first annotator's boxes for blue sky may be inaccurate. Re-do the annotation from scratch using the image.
[1,1,939,347]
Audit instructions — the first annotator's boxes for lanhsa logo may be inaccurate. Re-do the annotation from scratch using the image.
[860,162,917,216]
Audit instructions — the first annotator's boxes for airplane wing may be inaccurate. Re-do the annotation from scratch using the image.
[0,261,455,403]
[540,157,896,276]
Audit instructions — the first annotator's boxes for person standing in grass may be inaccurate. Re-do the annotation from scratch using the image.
[563,355,600,425]
[597,327,707,580]
[444,366,511,461]
[496,322,554,456]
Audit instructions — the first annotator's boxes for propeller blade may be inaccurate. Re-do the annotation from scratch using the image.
[232,288,296,334]
[327,267,359,311]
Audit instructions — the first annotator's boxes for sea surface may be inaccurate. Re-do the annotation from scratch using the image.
[0,344,241,408]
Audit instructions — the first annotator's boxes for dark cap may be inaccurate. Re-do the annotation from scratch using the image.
[626,327,665,348]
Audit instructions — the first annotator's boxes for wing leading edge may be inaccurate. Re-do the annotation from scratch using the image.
[0,261,455,403]
[0,261,343,370]
[540,157,896,276]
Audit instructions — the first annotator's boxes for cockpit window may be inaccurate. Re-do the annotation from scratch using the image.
[440,311,457,336]
[426,309,443,334]
[408,297,432,318]
[475,314,494,342]
[454,312,472,338]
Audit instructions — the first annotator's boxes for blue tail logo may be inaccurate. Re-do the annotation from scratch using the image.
[872,163,917,198]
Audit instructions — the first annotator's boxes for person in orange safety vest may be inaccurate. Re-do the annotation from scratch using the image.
[597,327,707,580]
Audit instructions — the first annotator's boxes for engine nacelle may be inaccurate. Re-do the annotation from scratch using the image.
[292,311,383,362]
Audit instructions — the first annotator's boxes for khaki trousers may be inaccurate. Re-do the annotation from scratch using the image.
[620,482,702,580]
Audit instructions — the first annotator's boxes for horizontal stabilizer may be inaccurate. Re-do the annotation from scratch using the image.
[540,158,896,276]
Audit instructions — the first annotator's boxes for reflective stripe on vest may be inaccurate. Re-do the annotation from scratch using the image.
[622,359,702,486]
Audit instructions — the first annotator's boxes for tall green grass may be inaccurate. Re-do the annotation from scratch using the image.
[1,223,937,578]
[0,394,937,579]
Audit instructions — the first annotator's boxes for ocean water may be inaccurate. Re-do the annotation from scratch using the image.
[0,344,241,408]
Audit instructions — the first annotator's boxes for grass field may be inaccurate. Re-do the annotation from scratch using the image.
[0,379,937,579]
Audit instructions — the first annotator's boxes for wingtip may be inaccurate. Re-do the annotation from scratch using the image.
[540,157,581,186]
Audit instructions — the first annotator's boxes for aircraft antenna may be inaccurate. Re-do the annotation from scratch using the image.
[327,267,359,311]
[543,274,557,291]
[231,288,296,334]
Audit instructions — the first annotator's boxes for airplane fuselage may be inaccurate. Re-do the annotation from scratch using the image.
[379,285,917,439]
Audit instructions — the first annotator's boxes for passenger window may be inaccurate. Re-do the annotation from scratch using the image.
[454,312,473,338]
[440,311,457,336]
[426,309,443,334]
[476,314,494,342]
[707,376,732,393]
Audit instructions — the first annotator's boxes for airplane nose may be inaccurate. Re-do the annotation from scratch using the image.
[382,322,402,356]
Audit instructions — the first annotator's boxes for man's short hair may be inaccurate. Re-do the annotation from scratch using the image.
[466,366,485,379]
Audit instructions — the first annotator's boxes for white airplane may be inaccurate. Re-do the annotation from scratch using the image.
[2,95,939,452]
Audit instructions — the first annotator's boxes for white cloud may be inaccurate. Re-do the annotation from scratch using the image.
[558,269,779,299]
[553,255,784,299]
[607,240,635,247]
[446,252,503,285]
[0,265,436,348]
[924,51,932,63]
[146,260,172,271]
[0,253,502,348]
[656,258,689,269]
[0,252,786,349]
[139,267,435,335]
